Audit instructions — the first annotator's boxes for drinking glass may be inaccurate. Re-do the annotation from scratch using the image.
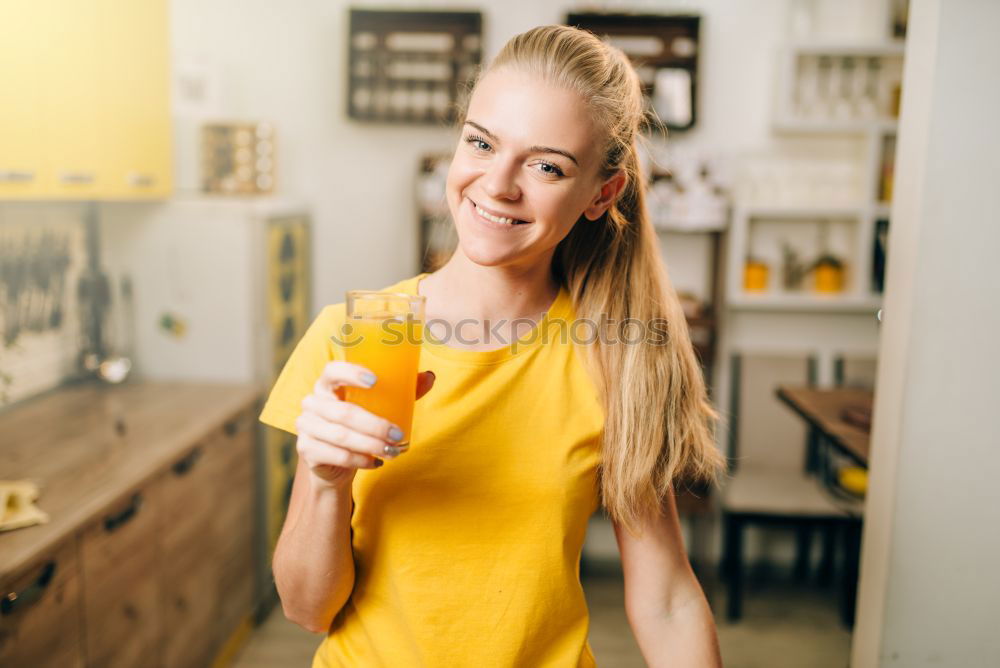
[343,291,425,450]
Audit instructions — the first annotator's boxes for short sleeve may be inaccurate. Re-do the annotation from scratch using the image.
[259,304,346,435]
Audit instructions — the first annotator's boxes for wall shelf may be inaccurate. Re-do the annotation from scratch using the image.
[727,207,871,305]
[723,39,905,312]
[773,118,898,134]
[772,42,904,138]
[739,205,865,220]
[785,41,906,57]
[728,293,882,313]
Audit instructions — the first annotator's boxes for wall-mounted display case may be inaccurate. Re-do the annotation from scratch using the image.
[347,10,482,124]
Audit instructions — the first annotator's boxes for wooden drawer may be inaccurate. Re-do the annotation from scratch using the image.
[79,486,161,667]
[215,548,255,648]
[207,411,258,647]
[160,450,218,668]
[210,419,255,532]
[206,410,256,559]
[160,410,256,668]
[160,440,216,556]
[0,540,83,667]
[160,409,254,555]
[161,542,218,668]
[208,410,256,484]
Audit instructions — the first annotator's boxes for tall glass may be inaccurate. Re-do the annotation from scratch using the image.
[343,291,425,450]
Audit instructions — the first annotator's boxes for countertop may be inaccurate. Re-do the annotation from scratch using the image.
[0,380,261,581]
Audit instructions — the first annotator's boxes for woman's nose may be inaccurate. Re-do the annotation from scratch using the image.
[481,159,521,200]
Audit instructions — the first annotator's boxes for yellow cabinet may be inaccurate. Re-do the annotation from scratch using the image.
[0,1,47,198]
[0,0,171,200]
[97,0,172,199]
[42,0,106,199]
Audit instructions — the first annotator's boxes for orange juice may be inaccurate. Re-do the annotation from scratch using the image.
[343,293,424,448]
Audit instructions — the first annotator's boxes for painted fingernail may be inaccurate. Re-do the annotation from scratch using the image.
[360,372,376,387]
[383,444,403,457]
[373,458,384,468]
[388,426,404,442]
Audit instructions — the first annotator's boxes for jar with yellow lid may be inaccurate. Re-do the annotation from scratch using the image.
[813,254,845,293]
[744,258,769,292]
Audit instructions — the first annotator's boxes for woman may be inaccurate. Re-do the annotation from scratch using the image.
[260,25,726,667]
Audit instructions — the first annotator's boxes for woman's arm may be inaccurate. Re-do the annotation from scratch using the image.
[272,457,357,633]
[613,493,723,667]
[271,362,435,633]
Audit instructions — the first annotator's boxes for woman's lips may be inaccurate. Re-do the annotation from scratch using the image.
[469,198,529,226]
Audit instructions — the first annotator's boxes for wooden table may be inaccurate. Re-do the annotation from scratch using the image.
[776,386,873,468]
[774,385,873,628]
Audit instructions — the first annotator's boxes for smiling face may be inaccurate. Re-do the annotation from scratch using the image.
[445,68,622,270]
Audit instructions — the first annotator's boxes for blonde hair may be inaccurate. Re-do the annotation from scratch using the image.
[458,25,726,534]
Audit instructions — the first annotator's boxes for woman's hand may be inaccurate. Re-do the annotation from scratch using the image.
[295,361,436,490]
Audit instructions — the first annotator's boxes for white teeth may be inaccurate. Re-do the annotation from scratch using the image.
[475,204,518,225]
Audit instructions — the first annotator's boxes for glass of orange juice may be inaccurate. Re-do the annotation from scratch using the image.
[343,291,425,451]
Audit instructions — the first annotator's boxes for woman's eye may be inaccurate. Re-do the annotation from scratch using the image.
[466,135,491,152]
[536,162,564,177]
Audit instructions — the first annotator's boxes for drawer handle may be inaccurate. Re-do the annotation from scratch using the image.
[103,493,143,533]
[0,170,35,183]
[59,171,95,185]
[128,172,156,188]
[172,446,203,476]
[1,562,56,617]
[224,415,251,436]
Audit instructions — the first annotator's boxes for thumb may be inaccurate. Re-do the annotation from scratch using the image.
[415,370,436,400]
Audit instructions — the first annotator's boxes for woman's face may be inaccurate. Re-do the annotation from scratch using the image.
[445,68,622,269]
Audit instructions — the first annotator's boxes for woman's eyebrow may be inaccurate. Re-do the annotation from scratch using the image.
[464,119,579,166]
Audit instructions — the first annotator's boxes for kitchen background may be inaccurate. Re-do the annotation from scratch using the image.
[3,0,999,666]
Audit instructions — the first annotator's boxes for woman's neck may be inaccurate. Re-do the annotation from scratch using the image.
[419,250,560,326]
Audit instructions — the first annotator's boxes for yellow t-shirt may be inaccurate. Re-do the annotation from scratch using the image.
[259,273,604,667]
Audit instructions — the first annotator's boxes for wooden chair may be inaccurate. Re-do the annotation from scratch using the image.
[719,352,854,621]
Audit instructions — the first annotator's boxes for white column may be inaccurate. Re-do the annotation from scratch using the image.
[852,0,1000,666]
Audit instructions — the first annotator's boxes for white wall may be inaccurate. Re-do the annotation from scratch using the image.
[168,0,887,312]
[852,0,1000,665]
[164,0,888,570]
[2,0,888,400]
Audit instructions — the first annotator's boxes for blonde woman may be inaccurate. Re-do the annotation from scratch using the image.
[260,25,726,667]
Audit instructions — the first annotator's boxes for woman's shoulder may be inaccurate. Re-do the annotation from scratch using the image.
[379,273,424,296]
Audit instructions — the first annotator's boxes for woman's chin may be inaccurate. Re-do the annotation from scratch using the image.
[455,238,521,267]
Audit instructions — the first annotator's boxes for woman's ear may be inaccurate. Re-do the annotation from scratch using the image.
[583,171,627,221]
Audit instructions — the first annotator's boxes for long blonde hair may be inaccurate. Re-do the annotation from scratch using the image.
[459,25,726,534]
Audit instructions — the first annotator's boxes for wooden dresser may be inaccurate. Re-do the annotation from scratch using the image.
[0,381,262,667]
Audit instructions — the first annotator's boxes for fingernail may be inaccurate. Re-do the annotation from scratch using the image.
[360,372,376,387]
[427,370,436,380]
[383,444,403,457]
[373,458,384,468]
[388,426,404,442]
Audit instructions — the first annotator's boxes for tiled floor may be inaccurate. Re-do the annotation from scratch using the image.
[233,568,851,667]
